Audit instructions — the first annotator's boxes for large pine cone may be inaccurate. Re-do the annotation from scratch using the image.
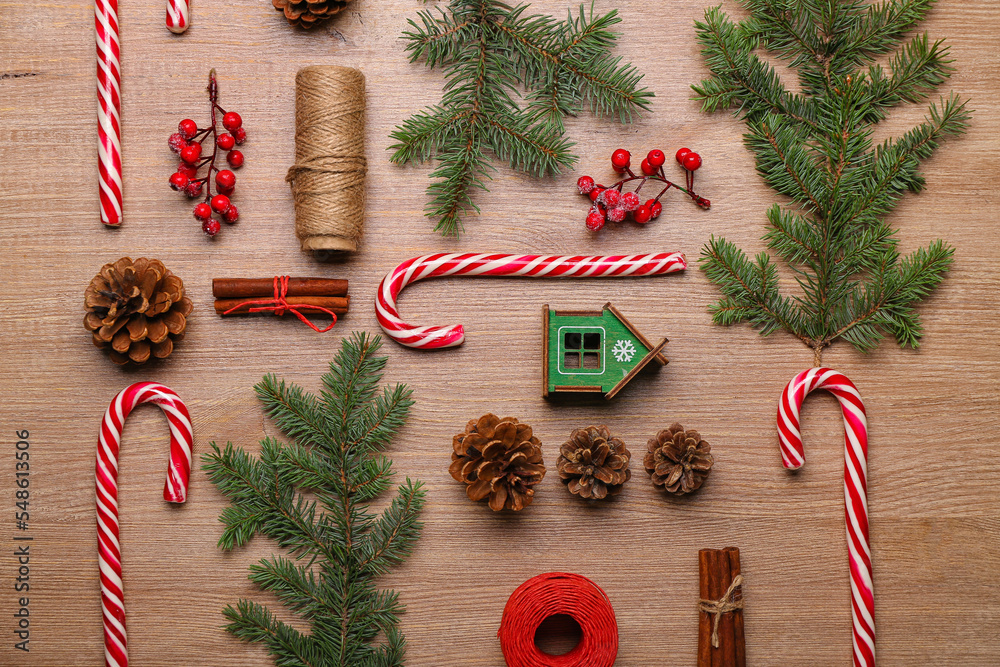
[450,414,546,512]
[272,0,351,29]
[557,425,631,500]
[644,423,714,495]
[84,257,193,365]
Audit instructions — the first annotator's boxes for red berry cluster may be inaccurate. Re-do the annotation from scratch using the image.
[167,70,246,237]
[576,147,709,232]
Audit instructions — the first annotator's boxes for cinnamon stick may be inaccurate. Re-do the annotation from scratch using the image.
[716,549,736,667]
[214,296,350,316]
[698,549,714,667]
[212,277,349,298]
[724,547,746,667]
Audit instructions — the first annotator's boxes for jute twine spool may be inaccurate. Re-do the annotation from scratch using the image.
[498,572,618,667]
[286,66,366,254]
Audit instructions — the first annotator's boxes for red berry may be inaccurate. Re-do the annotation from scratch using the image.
[193,202,212,220]
[599,188,621,208]
[611,148,631,173]
[650,201,663,218]
[683,152,702,171]
[184,180,203,198]
[227,150,244,168]
[634,205,652,224]
[607,206,627,223]
[641,158,656,176]
[233,127,247,144]
[620,191,641,211]
[577,175,596,195]
[169,172,189,191]
[202,218,221,237]
[676,147,692,164]
[585,207,606,231]
[178,119,198,140]
[180,142,202,165]
[217,133,235,151]
[211,194,231,214]
[647,149,665,168]
[223,112,243,132]
[168,133,188,154]
[224,205,239,223]
[178,162,198,179]
[589,185,605,202]
[216,169,236,190]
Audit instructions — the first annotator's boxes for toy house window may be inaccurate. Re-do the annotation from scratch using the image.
[560,329,603,372]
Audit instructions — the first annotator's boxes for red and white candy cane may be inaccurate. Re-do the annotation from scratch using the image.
[94,0,123,226]
[376,252,687,349]
[166,0,191,33]
[778,368,873,667]
[96,382,193,667]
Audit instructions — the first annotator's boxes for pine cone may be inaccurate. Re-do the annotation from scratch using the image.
[557,426,631,499]
[449,414,546,512]
[644,423,714,495]
[272,0,351,29]
[83,257,193,365]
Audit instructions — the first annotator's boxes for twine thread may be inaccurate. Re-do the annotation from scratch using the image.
[286,65,366,254]
[698,574,744,648]
[498,572,618,667]
[222,276,338,332]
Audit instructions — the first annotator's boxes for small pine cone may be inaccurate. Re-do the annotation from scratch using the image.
[272,0,351,28]
[557,425,631,500]
[83,257,193,365]
[449,414,546,512]
[644,423,714,495]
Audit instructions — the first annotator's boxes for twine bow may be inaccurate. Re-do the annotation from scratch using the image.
[222,276,338,332]
[698,575,744,648]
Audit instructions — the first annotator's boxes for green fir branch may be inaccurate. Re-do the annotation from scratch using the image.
[391,0,652,236]
[203,332,425,667]
[693,0,968,363]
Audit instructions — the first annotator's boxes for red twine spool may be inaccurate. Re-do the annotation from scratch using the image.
[498,572,618,667]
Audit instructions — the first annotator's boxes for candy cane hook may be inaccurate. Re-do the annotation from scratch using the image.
[376,252,687,349]
[96,382,193,667]
[778,368,874,667]
[166,0,191,33]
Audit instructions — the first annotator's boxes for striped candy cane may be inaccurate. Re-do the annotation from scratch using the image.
[96,382,193,667]
[777,368,873,667]
[94,0,123,226]
[166,0,191,33]
[376,252,687,349]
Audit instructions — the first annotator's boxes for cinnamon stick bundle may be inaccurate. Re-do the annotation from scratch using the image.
[698,547,746,667]
[213,277,348,298]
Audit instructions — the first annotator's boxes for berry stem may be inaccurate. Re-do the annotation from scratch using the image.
[202,69,221,204]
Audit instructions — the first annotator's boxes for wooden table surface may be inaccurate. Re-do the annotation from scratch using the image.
[1,0,998,663]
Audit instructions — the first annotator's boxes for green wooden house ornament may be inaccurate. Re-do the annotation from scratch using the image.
[543,303,668,400]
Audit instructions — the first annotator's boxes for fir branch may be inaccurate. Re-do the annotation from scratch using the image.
[694,0,968,362]
[204,332,425,667]
[391,0,652,236]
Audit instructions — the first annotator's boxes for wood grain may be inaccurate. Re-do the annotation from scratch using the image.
[0,0,998,664]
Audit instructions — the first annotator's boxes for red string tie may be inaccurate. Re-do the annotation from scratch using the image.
[221,276,338,333]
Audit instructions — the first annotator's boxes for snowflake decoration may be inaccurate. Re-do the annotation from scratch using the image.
[612,339,636,363]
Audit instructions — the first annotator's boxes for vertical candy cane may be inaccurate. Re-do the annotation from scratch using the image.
[96,382,193,667]
[166,0,191,33]
[376,252,687,349]
[777,368,873,667]
[94,0,123,226]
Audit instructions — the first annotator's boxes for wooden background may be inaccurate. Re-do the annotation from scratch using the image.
[1,0,998,662]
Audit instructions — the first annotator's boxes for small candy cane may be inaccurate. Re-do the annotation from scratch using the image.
[778,368,874,667]
[166,0,191,33]
[376,252,687,349]
[94,0,123,226]
[96,382,193,667]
